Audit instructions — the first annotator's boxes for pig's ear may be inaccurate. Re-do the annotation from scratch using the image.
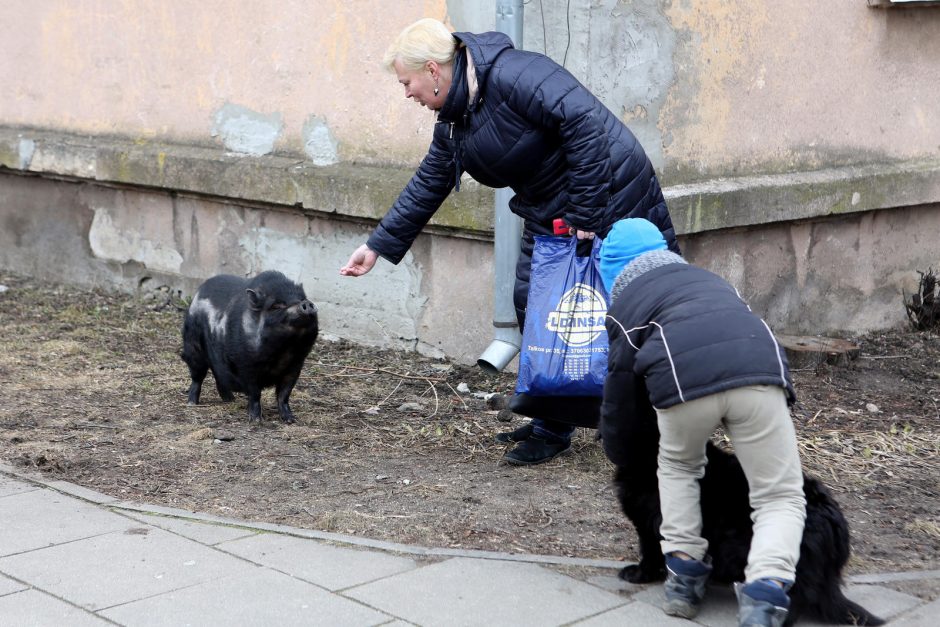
[246,288,265,311]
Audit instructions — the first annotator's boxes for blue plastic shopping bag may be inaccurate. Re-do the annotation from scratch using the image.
[516,236,610,397]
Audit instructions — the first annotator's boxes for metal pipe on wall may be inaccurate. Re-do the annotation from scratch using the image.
[477,0,524,375]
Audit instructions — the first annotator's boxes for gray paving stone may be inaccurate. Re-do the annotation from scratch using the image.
[682,585,739,627]
[888,596,940,626]
[0,588,111,625]
[44,480,118,504]
[100,566,392,626]
[345,556,626,627]
[573,599,696,626]
[0,526,255,610]
[0,488,129,557]
[850,569,940,584]
[0,573,28,596]
[124,511,259,546]
[585,572,646,595]
[218,533,418,591]
[626,580,745,626]
[0,475,38,498]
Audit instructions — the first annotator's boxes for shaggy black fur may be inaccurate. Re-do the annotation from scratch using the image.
[609,403,883,625]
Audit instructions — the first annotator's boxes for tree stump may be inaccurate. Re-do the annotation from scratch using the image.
[905,269,940,331]
[775,334,861,369]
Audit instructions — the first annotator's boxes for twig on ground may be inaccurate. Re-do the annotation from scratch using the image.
[425,381,440,420]
[373,378,405,410]
[306,362,446,382]
[445,382,469,411]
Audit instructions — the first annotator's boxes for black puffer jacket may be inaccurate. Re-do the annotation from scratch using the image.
[367,31,677,264]
[601,258,795,464]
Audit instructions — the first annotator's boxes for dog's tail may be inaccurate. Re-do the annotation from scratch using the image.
[817,592,885,626]
[797,477,885,626]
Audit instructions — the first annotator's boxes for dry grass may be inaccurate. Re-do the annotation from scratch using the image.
[799,427,939,485]
[1,271,938,572]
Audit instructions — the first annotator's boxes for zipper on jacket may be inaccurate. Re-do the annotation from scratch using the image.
[449,122,454,139]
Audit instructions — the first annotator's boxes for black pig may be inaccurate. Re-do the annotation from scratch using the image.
[181,271,318,423]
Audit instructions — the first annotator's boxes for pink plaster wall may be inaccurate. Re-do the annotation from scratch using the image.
[1,0,447,164]
[2,1,938,175]
[660,1,940,176]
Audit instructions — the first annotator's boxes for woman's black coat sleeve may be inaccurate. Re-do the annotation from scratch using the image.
[366,123,456,264]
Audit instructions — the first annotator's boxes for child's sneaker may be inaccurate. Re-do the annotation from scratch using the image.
[663,553,712,619]
[734,578,791,627]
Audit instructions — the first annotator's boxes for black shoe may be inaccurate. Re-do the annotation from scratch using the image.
[502,435,571,465]
[495,422,535,443]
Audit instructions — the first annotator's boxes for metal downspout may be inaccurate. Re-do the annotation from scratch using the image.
[477,0,524,375]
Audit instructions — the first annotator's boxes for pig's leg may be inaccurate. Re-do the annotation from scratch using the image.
[215,379,235,402]
[246,387,263,422]
[182,355,208,405]
[181,317,209,405]
[187,378,204,405]
[275,370,302,424]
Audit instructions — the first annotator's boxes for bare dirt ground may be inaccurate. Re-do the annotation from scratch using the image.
[0,271,937,579]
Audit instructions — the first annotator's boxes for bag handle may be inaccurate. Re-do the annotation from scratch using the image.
[574,235,603,258]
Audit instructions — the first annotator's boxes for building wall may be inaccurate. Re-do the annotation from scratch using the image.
[4,1,938,175]
[2,1,940,364]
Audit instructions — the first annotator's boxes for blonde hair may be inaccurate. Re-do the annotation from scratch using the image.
[383,18,456,72]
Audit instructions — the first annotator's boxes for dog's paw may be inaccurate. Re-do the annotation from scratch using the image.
[618,563,665,584]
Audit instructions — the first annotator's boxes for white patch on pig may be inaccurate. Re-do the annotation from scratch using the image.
[242,310,263,349]
[189,295,227,337]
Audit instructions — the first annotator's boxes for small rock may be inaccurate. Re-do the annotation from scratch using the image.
[363,406,380,415]
[397,402,424,412]
[485,393,507,410]
[456,382,471,394]
[214,431,236,442]
[865,403,880,413]
[0,285,8,294]
[186,427,213,441]
[496,408,514,422]
[375,474,389,481]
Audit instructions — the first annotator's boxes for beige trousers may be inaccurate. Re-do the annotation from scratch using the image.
[656,385,807,583]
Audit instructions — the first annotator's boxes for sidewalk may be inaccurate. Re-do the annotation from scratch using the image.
[1,464,937,626]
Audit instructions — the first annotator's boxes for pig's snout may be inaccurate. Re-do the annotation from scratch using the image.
[299,300,317,315]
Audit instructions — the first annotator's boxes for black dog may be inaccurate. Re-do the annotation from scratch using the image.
[608,404,883,625]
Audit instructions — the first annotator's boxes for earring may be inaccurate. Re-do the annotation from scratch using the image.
[434,79,439,96]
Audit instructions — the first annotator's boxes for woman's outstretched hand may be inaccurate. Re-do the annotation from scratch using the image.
[340,244,379,277]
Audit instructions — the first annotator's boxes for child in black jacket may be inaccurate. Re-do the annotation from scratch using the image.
[598,218,806,627]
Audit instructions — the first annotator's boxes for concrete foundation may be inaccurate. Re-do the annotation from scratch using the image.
[0,171,495,363]
[2,165,937,366]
